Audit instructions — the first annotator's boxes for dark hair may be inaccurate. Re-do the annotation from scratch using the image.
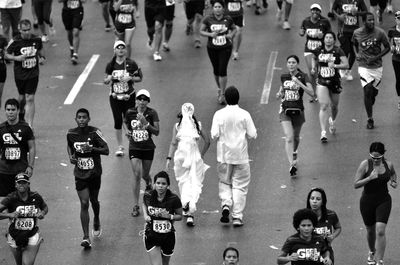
[19,19,31,28]
[306,187,328,222]
[223,247,239,259]
[76,108,90,118]
[287,55,300,64]
[362,12,374,22]
[154,171,170,185]
[292,208,318,229]
[211,0,225,7]
[225,86,239,105]
[177,113,201,135]
[370,142,385,155]
[323,31,336,42]
[4,98,20,110]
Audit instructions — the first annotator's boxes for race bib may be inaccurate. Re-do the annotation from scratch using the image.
[113,82,129,94]
[117,13,132,23]
[284,90,300,101]
[306,40,321,51]
[320,66,335,78]
[67,0,79,9]
[15,218,34,230]
[227,2,240,11]
[22,57,37,68]
[5,147,21,160]
[153,220,172,233]
[212,35,227,46]
[77,157,94,170]
[131,130,149,142]
[344,15,357,26]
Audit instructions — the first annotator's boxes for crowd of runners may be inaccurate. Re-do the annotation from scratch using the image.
[0,0,399,264]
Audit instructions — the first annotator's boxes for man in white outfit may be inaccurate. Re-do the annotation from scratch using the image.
[211,86,257,227]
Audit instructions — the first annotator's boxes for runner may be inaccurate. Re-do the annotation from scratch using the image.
[352,12,390,129]
[388,11,400,109]
[369,0,387,24]
[0,98,35,200]
[66,108,110,249]
[211,86,257,226]
[299,3,331,102]
[183,0,204,48]
[100,0,113,31]
[222,247,240,265]
[142,171,182,265]
[354,142,397,265]
[276,0,293,30]
[276,55,314,176]
[113,0,138,58]
[32,0,56,43]
[60,0,85,65]
[312,31,348,143]
[277,208,332,265]
[6,19,45,128]
[332,0,368,81]
[0,173,48,265]
[104,40,143,156]
[225,0,244,59]
[161,0,175,52]
[0,0,23,41]
[165,103,210,226]
[0,34,8,107]
[200,0,236,104]
[125,89,160,217]
[306,187,342,265]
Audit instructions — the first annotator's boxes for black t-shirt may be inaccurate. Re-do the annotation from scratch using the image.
[202,14,235,49]
[332,0,367,33]
[0,121,34,174]
[105,57,140,97]
[7,34,42,80]
[314,209,341,247]
[301,16,331,53]
[66,126,108,179]
[280,71,309,111]
[388,26,400,62]
[315,46,345,81]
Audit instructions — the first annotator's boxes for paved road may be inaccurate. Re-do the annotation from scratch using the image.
[0,0,400,264]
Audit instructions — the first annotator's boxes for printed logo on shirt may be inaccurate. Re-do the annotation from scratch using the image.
[74,141,91,153]
[210,24,228,33]
[2,133,22,144]
[296,248,322,261]
[16,205,38,217]
[147,206,168,216]
[314,226,331,236]
[306,28,323,38]
[361,38,379,49]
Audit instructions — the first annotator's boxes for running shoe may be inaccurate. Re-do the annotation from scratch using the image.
[309,96,318,103]
[367,118,374,129]
[115,146,124,156]
[289,164,297,176]
[386,4,393,13]
[41,35,49,43]
[320,131,328,143]
[105,24,112,32]
[282,21,291,30]
[185,24,193,35]
[182,202,189,212]
[162,42,170,52]
[153,52,162,61]
[232,218,244,227]
[131,205,140,217]
[194,39,202,48]
[345,70,353,81]
[81,238,92,249]
[232,51,239,60]
[328,117,336,134]
[92,224,102,237]
[367,251,375,265]
[220,205,230,223]
[339,69,346,78]
[71,54,78,65]
[186,216,194,226]
[276,8,283,21]
[49,25,56,36]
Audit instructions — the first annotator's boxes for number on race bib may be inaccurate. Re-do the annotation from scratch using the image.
[113,82,129,93]
[306,40,321,50]
[153,220,172,233]
[228,2,240,11]
[320,66,335,78]
[284,90,300,101]
[77,157,94,170]
[15,218,34,230]
[117,13,132,23]
[22,57,37,68]
[212,35,227,46]
[5,147,21,160]
[131,130,149,142]
[344,15,357,25]
[67,0,79,9]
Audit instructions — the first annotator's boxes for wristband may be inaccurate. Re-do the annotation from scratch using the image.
[170,214,174,221]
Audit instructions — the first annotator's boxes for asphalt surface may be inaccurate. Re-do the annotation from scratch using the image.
[0,0,400,264]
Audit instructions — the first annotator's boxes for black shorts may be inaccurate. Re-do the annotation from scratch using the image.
[114,14,136,33]
[279,109,305,127]
[15,76,39,95]
[164,5,175,22]
[231,15,244,27]
[129,149,155,160]
[62,8,84,31]
[145,6,166,28]
[0,173,16,196]
[0,63,6,83]
[184,0,204,20]
[144,231,175,256]
[75,174,101,192]
[360,194,392,226]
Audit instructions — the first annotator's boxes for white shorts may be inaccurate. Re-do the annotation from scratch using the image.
[7,232,42,248]
[358,66,383,88]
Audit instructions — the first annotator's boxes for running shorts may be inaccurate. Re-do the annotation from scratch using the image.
[358,66,383,88]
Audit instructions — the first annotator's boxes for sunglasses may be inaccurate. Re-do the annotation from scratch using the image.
[136,96,149,101]
[116,46,126,49]
[369,154,383,160]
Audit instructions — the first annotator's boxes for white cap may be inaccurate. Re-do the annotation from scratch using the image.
[113,40,126,50]
[136,89,151,99]
[310,3,322,11]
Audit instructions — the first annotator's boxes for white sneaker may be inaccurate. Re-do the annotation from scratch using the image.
[345,70,353,81]
[153,52,162,61]
[41,35,49,43]
[276,8,283,21]
[386,4,393,13]
[339,69,346,78]
[282,21,291,30]
[320,130,327,143]
[232,51,239,60]
[328,117,336,134]
[115,146,124,156]
[367,251,375,265]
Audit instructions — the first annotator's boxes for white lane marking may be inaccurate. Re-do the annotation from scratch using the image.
[260,51,280,104]
[64,54,100,105]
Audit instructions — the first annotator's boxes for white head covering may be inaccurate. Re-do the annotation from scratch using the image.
[176,103,199,140]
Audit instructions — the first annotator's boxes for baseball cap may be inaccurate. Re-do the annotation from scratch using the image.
[310,3,322,11]
[15,173,30,183]
[136,89,151,100]
[113,40,126,50]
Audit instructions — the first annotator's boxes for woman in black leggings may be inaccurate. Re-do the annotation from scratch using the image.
[200,0,236,105]
[33,0,55,42]
[388,11,400,109]
[354,142,397,265]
